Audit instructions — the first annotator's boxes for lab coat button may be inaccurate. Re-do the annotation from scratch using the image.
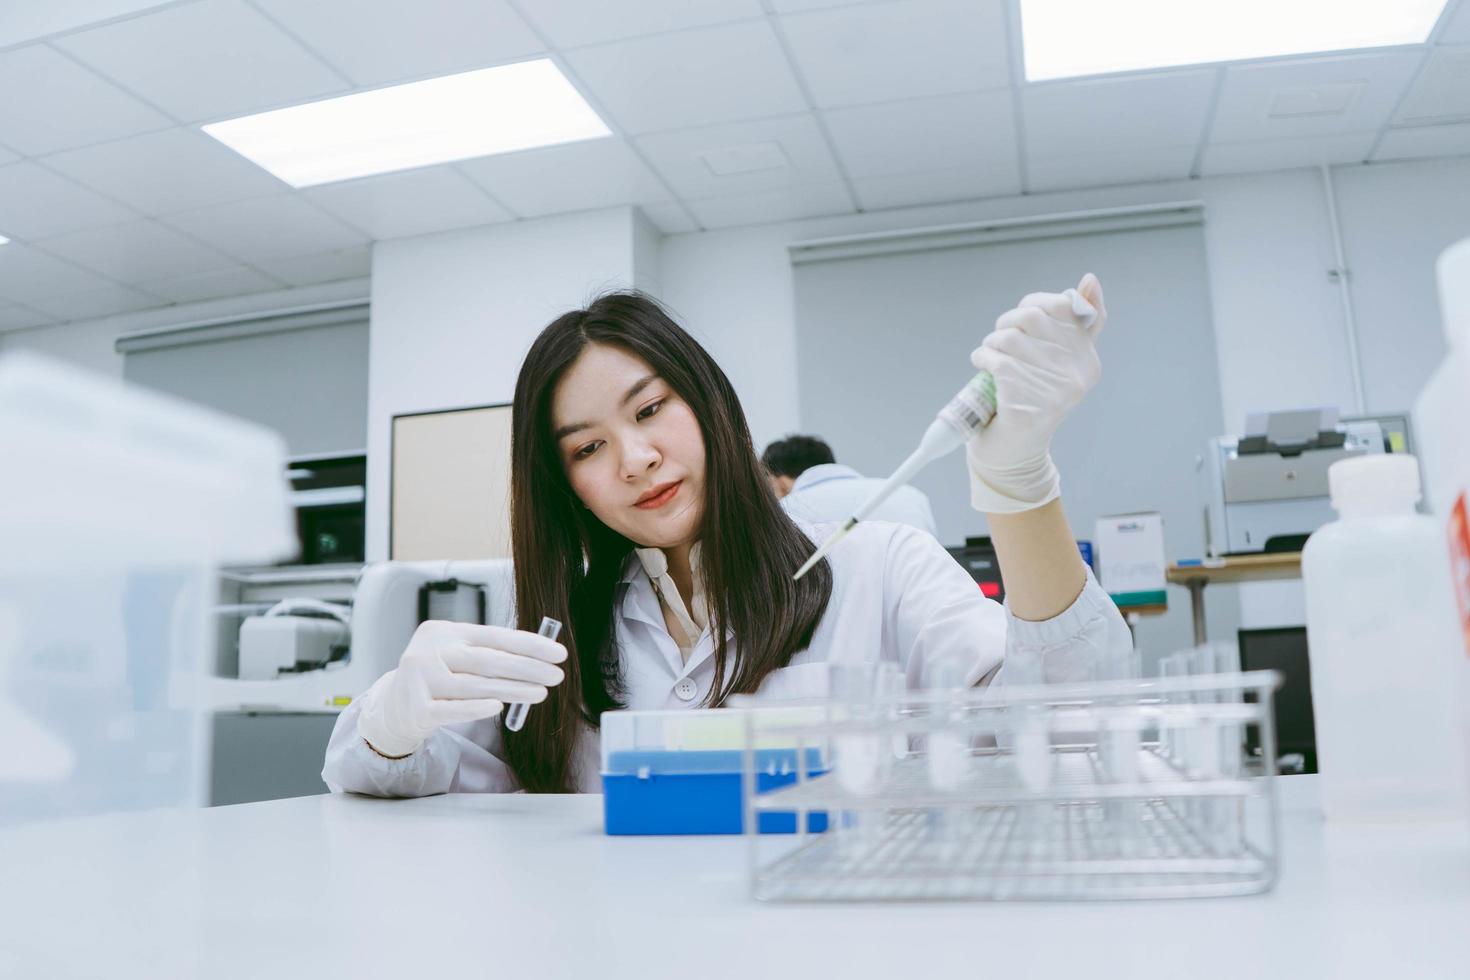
[674,678,698,702]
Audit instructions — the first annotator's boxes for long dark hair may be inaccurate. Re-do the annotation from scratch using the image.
[505,291,834,792]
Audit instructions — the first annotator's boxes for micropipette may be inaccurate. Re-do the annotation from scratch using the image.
[504,616,563,733]
[793,287,1098,580]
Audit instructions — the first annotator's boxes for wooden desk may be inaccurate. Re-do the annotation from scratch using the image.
[1167,552,1303,645]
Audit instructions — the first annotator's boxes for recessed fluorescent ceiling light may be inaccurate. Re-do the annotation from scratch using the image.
[1020,0,1449,81]
[203,59,611,187]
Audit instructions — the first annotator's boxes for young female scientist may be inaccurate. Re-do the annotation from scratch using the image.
[323,277,1130,795]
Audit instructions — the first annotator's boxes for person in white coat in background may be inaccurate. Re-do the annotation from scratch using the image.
[763,434,938,538]
[323,277,1130,795]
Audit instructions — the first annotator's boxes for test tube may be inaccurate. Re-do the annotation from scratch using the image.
[926,657,969,792]
[504,616,562,733]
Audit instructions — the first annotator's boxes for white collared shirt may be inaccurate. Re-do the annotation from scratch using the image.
[780,464,938,538]
[322,519,1131,796]
[632,543,707,662]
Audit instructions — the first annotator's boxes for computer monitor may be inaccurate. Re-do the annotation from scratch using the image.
[1238,626,1317,773]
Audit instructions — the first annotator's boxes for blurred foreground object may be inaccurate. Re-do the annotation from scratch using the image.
[0,353,293,824]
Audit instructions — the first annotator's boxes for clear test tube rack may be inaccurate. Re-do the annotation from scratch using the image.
[743,670,1283,902]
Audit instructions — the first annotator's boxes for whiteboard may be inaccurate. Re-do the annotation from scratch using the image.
[390,404,513,560]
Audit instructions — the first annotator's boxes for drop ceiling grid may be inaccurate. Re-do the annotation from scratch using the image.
[0,0,1467,323]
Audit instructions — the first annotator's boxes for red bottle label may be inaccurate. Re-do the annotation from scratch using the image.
[1449,493,1470,658]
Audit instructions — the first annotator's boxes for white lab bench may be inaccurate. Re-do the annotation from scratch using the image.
[0,776,1464,979]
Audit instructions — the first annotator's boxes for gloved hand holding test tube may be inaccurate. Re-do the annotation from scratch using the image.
[353,617,566,759]
[795,279,1101,579]
[504,616,562,732]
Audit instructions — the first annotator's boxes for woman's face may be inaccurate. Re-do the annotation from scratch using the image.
[551,343,706,549]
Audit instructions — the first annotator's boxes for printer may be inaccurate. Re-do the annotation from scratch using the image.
[1201,408,1393,557]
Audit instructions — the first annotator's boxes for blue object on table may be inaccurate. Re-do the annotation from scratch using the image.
[602,748,829,836]
[1077,540,1094,569]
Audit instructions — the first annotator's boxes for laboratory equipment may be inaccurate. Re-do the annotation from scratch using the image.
[236,598,350,680]
[1303,456,1463,821]
[1414,234,1470,826]
[1200,408,1399,557]
[0,352,294,824]
[1094,512,1166,609]
[795,289,1097,580]
[1237,627,1316,773]
[945,536,1004,599]
[601,706,829,835]
[208,560,514,712]
[744,670,1283,902]
[287,453,367,564]
[504,616,561,732]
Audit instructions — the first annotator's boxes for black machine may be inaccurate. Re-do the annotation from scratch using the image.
[289,454,366,565]
[946,536,1004,601]
[1239,626,1317,774]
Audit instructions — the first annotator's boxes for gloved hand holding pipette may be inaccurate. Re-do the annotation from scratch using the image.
[967,273,1107,514]
[355,621,567,759]
[794,274,1106,580]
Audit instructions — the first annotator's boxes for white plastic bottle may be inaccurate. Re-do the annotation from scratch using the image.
[1415,235,1470,829]
[1302,454,1465,821]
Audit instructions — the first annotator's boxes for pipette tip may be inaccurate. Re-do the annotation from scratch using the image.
[793,517,857,580]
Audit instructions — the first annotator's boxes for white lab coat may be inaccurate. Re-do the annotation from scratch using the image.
[322,519,1130,796]
[781,464,938,537]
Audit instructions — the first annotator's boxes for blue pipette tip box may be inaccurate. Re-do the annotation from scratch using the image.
[600,709,829,836]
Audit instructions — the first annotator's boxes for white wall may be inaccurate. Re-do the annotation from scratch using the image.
[0,315,127,378]
[657,222,798,450]
[0,278,371,381]
[365,206,656,561]
[1335,158,1470,414]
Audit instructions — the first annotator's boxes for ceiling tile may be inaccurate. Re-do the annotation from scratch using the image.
[1210,52,1424,143]
[1027,142,1198,193]
[1397,45,1470,124]
[1374,121,1470,160]
[36,220,237,281]
[43,127,286,215]
[252,0,543,86]
[27,283,165,322]
[56,0,350,123]
[1441,0,1470,44]
[769,0,863,10]
[458,138,671,217]
[0,305,60,332]
[563,21,807,134]
[686,180,854,229]
[253,245,372,287]
[1023,71,1217,162]
[137,265,284,304]
[0,145,17,165]
[638,202,698,234]
[851,164,1020,211]
[163,195,367,263]
[636,115,841,199]
[0,2,178,48]
[0,45,172,156]
[0,162,137,240]
[779,0,1011,108]
[305,166,513,238]
[1201,132,1377,176]
[823,91,1017,181]
[0,243,117,304]
[521,0,763,49]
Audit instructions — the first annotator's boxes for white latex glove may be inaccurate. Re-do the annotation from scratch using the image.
[356,621,567,759]
[967,273,1107,513]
